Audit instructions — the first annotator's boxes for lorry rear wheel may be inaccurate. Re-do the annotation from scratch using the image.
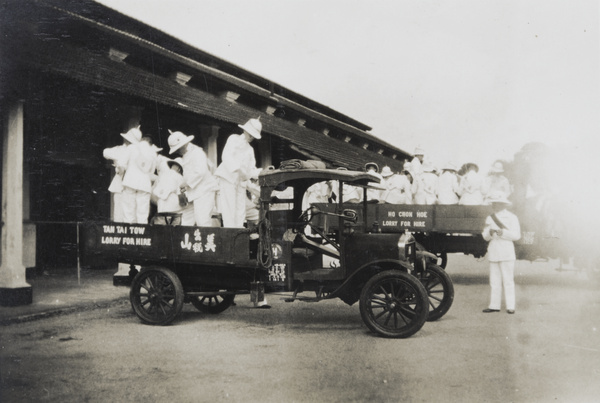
[130,267,184,326]
[190,294,235,314]
[419,263,454,321]
[360,270,429,338]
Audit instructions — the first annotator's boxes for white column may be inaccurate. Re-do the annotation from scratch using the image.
[113,112,142,284]
[199,124,219,168]
[259,136,272,168]
[0,100,32,306]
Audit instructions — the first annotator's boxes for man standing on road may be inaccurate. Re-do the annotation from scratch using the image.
[482,191,521,314]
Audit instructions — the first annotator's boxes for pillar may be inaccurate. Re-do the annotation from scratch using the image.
[113,110,142,285]
[198,124,219,167]
[0,100,32,306]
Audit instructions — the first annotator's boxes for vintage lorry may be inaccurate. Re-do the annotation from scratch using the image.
[313,201,551,269]
[80,167,455,338]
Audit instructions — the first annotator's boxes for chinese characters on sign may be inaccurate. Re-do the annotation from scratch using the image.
[180,229,217,254]
[268,263,286,282]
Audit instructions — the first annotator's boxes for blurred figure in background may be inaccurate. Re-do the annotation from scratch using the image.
[411,146,425,177]
[365,162,382,203]
[437,162,460,205]
[458,163,484,205]
[380,166,413,204]
[483,161,512,204]
[414,161,438,205]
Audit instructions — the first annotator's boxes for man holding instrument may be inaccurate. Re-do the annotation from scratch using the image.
[482,191,521,314]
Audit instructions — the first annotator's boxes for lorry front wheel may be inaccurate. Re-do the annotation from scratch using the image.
[359,270,429,338]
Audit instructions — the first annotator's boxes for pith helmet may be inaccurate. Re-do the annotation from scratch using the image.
[120,126,142,144]
[443,162,458,171]
[487,191,511,205]
[422,162,435,172]
[167,157,183,171]
[238,117,262,139]
[365,162,379,173]
[167,130,194,154]
[380,166,394,177]
[490,161,504,173]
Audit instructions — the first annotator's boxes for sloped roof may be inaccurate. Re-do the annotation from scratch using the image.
[2,0,411,170]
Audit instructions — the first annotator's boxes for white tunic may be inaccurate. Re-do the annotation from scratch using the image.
[122,142,156,193]
[215,134,257,185]
[414,172,438,205]
[180,144,218,201]
[380,174,413,204]
[103,144,129,193]
[482,209,521,262]
[458,170,484,205]
[152,159,185,213]
[437,171,460,205]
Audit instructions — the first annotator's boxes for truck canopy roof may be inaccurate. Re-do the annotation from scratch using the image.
[258,168,380,189]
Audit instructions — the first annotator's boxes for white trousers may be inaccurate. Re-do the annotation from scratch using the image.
[121,187,150,224]
[112,192,124,222]
[489,260,516,310]
[190,192,216,227]
[219,179,246,228]
[180,205,195,226]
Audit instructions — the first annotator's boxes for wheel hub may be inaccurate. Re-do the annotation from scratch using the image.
[387,299,401,313]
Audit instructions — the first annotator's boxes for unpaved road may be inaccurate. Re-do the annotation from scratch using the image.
[1,255,599,402]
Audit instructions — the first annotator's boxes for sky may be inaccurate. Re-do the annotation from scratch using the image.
[96,0,599,172]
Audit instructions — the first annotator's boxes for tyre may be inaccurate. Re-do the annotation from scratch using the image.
[418,263,454,321]
[359,270,429,338]
[130,266,184,326]
[190,293,235,314]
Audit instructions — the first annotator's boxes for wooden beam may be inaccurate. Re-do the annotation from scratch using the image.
[108,47,128,62]
[170,71,192,86]
[263,105,277,115]
[219,91,240,103]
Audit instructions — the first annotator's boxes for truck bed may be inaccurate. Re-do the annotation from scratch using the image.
[79,222,258,268]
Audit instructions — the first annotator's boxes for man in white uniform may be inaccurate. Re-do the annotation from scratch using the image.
[413,162,438,205]
[379,166,412,204]
[121,132,157,224]
[411,146,425,176]
[437,162,460,205]
[482,191,521,314]
[168,130,218,227]
[482,161,512,204]
[103,127,142,222]
[216,118,262,228]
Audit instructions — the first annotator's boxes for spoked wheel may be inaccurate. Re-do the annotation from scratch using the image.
[130,267,184,326]
[418,263,454,321]
[190,293,235,314]
[360,270,429,338]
